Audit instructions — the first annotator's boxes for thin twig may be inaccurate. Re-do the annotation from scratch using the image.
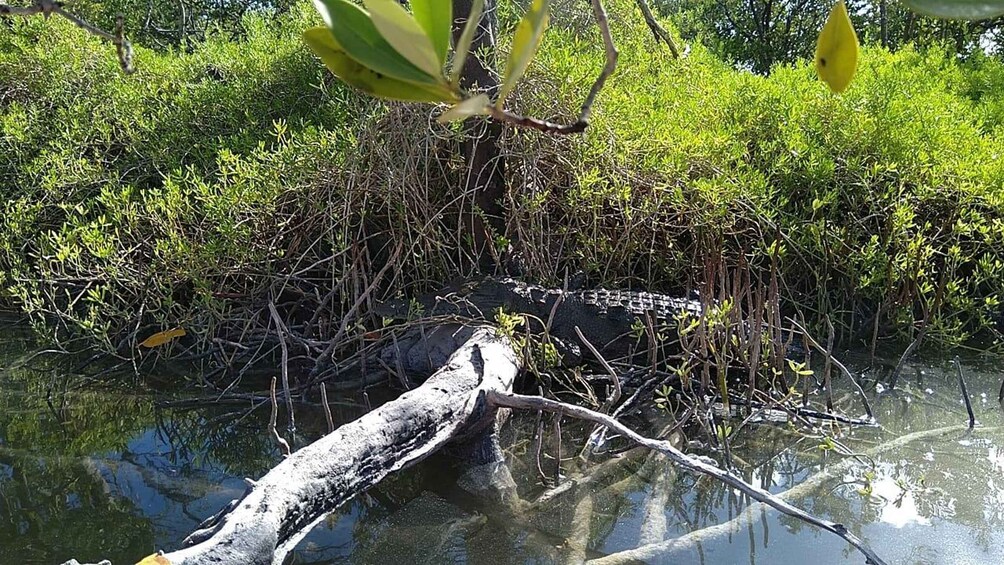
[486,391,887,565]
[789,318,874,420]
[268,377,291,457]
[1,0,134,72]
[319,384,335,434]
[889,323,928,390]
[267,299,296,435]
[574,326,620,410]
[953,356,975,430]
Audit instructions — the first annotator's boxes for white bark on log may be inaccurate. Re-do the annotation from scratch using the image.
[158,326,519,565]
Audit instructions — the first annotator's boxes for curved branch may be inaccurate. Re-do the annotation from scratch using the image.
[486,390,888,565]
[1,0,134,72]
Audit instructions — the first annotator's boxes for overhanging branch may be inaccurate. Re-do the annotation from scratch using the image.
[1,0,134,73]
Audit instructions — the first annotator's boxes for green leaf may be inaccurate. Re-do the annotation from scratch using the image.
[498,0,550,107]
[311,0,443,86]
[437,93,492,123]
[363,0,443,77]
[899,0,1004,19]
[411,0,452,66]
[304,27,458,103]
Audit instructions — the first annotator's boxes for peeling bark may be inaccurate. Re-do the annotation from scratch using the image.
[160,325,519,565]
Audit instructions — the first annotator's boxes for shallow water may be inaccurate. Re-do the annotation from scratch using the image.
[2,323,1003,565]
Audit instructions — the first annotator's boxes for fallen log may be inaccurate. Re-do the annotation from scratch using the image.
[130,325,518,565]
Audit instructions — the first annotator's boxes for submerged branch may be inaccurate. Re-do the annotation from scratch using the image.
[486,391,888,565]
[953,356,975,430]
[589,423,988,565]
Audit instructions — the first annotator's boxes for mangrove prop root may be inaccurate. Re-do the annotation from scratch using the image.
[486,391,889,565]
[953,355,976,429]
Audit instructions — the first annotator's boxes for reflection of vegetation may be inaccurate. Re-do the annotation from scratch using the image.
[0,450,156,563]
[4,326,1004,564]
[0,332,289,562]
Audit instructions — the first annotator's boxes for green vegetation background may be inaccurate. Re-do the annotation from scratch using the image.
[2,0,1004,350]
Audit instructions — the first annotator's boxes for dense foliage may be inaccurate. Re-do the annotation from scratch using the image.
[664,0,1003,73]
[2,0,1004,351]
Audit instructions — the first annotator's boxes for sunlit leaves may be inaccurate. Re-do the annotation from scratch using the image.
[310,0,442,86]
[437,93,492,122]
[411,0,452,67]
[499,0,551,107]
[303,28,458,102]
[899,0,1004,19]
[814,0,859,94]
[363,0,443,76]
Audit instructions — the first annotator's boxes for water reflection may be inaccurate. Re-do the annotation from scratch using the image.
[3,324,1004,564]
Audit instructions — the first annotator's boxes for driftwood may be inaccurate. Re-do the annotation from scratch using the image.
[134,324,517,565]
[486,391,887,565]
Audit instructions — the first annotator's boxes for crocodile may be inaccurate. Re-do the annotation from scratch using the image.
[374,278,704,363]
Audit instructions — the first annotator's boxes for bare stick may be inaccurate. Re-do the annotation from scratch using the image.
[634,0,680,57]
[590,423,986,565]
[486,390,887,565]
[268,299,296,435]
[889,324,928,391]
[1,0,134,72]
[574,325,620,410]
[319,384,335,434]
[789,318,874,420]
[269,377,291,457]
[575,325,622,455]
[953,356,975,430]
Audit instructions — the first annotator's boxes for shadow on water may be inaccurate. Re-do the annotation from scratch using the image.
[3,321,1004,565]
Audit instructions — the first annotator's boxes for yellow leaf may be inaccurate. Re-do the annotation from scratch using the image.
[815,0,859,94]
[139,328,187,348]
[136,554,172,565]
[499,0,550,107]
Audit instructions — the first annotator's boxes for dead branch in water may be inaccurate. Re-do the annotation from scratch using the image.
[588,423,986,565]
[486,391,888,565]
[953,356,975,430]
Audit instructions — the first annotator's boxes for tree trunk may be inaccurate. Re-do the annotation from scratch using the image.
[452,0,507,269]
